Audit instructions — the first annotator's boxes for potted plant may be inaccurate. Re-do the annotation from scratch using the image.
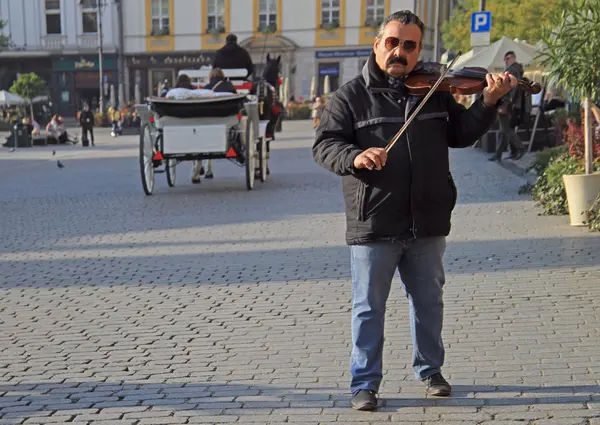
[538,0,600,226]
[258,23,277,34]
[208,26,225,37]
[320,21,339,31]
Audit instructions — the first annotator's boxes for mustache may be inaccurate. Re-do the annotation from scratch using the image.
[388,56,408,66]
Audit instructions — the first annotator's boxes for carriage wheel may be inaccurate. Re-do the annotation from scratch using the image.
[166,158,176,187]
[258,137,267,183]
[139,124,155,196]
[245,116,256,190]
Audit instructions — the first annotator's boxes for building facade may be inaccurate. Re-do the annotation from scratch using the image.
[1,0,456,109]
[122,0,456,101]
[0,0,122,116]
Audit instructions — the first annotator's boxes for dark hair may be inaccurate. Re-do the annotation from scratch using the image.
[176,73,193,89]
[226,33,237,43]
[505,51,516,58]
[377,10,425,41]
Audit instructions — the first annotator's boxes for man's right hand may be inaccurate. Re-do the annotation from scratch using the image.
[353,148,387,170]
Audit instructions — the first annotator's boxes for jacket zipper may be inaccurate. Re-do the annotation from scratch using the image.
[405,98,417,239]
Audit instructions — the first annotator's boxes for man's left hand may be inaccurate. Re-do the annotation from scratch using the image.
[482,72,519,107]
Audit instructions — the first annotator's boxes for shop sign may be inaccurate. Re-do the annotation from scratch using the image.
[127,53,215,67]
[54,57,116,71]
[315,49,372,59]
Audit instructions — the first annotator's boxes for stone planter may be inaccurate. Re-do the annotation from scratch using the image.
[562,172,600,226]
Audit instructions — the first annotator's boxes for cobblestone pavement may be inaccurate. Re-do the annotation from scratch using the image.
[0,121,599,425]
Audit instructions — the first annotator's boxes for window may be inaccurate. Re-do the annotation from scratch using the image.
[258,0,277,32]
[45,0,62,34]
[151,0,170,36]
[365,0,385,26]
[207,0,225,32]
[321,0,340,27]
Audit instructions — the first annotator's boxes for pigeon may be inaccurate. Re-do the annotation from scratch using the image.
[57,160,65,169]
[8,148,14,152]
[52,150,56,156]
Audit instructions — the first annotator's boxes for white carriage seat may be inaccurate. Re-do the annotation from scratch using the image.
[165,87,236,100]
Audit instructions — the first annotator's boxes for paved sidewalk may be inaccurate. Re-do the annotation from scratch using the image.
[0,122,599,424]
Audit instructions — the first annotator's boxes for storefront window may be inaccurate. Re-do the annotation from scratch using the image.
[318,62,339,95]
[150,69,174,96]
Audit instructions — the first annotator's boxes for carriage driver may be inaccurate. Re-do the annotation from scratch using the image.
[212,34,255,79]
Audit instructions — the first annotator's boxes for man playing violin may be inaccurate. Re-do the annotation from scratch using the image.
[312,10,517,411]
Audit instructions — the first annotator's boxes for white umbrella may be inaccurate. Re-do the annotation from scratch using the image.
[135,83,141,104]
[283,77,289,104]
[110,85,116,107]
[310,76,316,99]
[452,35,541,72]
[323,75,331,94]
[118,83,125,109]
[0,90,26,105]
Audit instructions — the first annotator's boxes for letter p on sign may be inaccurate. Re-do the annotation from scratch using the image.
[471,11,491,33]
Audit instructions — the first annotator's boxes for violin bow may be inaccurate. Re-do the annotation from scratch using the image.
[384,51,463,153]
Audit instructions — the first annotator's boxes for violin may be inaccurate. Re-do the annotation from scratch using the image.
[384,51,541,153]
[404,62,542,96]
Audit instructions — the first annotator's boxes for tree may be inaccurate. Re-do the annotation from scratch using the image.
[538,0,600,175]
[9,73,48,121]
[0,20,10,51]
[441,0,567,54]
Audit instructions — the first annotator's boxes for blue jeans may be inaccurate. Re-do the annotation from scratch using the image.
[349,237,446,393]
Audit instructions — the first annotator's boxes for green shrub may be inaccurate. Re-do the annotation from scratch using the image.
[584,194,600,232]
[531,153,584,215]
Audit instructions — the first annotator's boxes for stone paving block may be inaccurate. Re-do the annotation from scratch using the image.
[1,123,600,423]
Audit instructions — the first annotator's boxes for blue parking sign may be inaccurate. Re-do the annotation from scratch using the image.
[471,11,491,33]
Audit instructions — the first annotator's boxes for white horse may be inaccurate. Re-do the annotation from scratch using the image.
[191,159,213,183]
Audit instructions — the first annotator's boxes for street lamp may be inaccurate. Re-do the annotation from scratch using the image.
[79,0,105,112]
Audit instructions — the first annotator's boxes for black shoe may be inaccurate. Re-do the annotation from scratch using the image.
[488,155,500,162]
[422,373,451,397]
[351,389,378,411]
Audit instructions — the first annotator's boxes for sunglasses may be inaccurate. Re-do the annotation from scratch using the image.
[383,37,420,53]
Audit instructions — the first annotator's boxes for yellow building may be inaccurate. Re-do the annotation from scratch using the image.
[122,0,456,101]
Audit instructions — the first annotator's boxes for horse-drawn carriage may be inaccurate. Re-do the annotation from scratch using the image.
[135,57,283,196]
[135,90,268,195]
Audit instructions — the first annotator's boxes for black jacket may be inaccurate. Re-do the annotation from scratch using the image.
[79,110,95,128]
[213,42,254,78]
[204,77,237,93]
[504,61,524,106]
[312,53,498,245]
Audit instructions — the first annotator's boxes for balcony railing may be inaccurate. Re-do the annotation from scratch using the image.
[1,36,116,54]
[78,35,99,49]
[41,35,67,50]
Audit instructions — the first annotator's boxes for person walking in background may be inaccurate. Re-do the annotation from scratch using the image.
[79,104,95,146]
[489,51,525,161]
[312,10,517,411]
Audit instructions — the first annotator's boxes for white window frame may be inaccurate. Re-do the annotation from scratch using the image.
[207,0,226,32]
[258,0,277,31]
[44,0,62,35]
[365,0,385,26]
[151,0,170,36]
[80,2,98,34]
[321,0,340,27]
